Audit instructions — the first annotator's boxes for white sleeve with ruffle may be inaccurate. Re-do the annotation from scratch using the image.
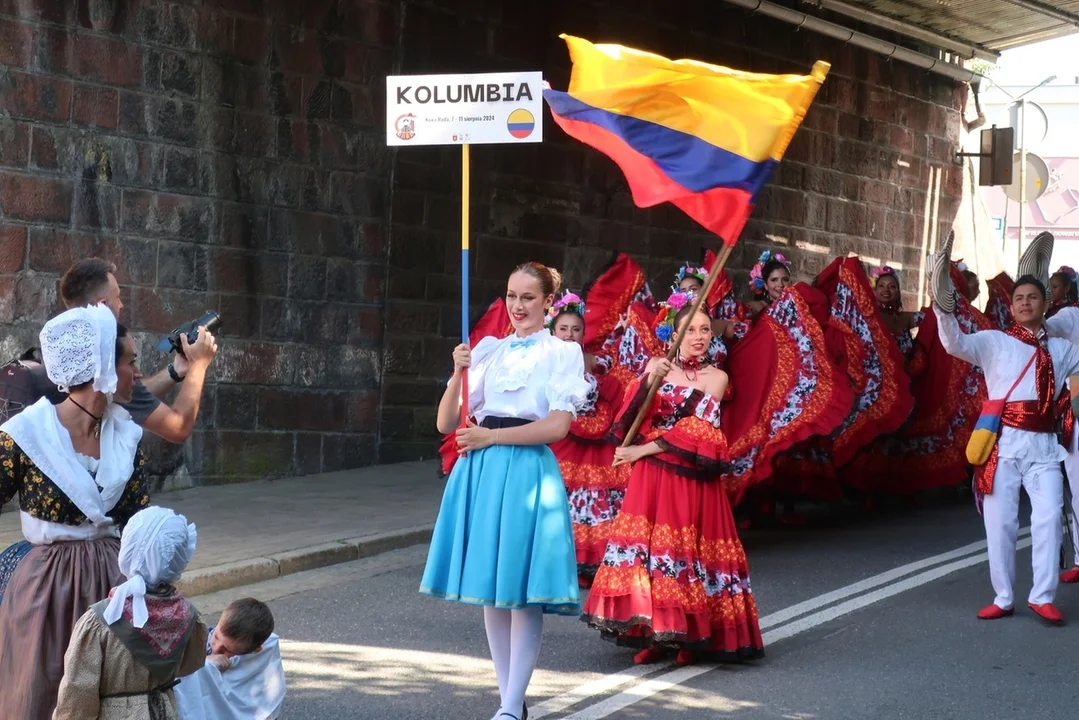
[544,340,590,418]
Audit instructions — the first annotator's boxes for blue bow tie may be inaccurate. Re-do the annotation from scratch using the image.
[509,334,541,350]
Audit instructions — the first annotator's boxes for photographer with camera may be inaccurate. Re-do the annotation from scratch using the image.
[26,258,218,444]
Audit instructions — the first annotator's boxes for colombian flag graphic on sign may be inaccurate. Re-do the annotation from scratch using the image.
[507,108,536,139]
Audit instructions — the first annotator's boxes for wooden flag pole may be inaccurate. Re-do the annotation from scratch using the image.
[620,243,735,447]
[460,144,471,426]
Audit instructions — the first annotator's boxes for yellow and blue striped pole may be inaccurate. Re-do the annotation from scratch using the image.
[460,143,470,426]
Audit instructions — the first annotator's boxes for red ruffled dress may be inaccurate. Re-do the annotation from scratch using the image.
[550,360,631,582]
[582,379,765,659]
[843,265,990,493]
[720,283,854,505]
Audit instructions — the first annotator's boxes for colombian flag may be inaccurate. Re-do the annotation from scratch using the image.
[543,35,829,245]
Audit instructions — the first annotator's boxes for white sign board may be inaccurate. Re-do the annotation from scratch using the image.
[386,71,544,147]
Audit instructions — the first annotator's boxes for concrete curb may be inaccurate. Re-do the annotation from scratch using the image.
[177,524,434,597]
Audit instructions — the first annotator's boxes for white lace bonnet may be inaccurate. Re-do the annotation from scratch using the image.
[39,303,119,395]
[104,506,198,629]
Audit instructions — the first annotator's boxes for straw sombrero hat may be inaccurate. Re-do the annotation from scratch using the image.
[1017,231,1054,287]
[929,244,956,313]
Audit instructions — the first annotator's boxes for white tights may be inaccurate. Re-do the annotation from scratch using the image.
[484,606,544,720]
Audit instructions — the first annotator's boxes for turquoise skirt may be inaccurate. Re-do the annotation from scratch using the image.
[420,443,581,615]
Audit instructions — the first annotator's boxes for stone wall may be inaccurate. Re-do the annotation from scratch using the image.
[0,0,965,485]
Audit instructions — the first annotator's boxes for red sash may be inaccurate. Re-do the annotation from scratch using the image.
[975,400,1056,494]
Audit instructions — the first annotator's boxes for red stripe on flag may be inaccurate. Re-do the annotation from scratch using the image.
[550,111,753,246]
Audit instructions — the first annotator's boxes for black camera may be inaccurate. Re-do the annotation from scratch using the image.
[155,311,223,357]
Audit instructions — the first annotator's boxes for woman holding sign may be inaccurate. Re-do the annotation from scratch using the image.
[420,262,590,720]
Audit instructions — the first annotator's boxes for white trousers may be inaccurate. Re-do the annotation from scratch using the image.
[1062,429,1079,563]
[983,456,1063,608]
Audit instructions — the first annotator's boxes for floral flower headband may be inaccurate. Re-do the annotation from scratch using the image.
[675,264,708,287]
[869,265,898,288]
[652,290,694,343]
[748,250,790,293]
[1056,265,1078,284]
[545,292,585,330]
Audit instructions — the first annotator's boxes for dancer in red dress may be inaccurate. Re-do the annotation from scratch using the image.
[1047,265,1078,319]
[844,263,990,494]
[547,293,630,587]
[583,300,764,666]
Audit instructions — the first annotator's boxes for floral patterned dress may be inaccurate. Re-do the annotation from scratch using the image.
[550,361,630,582]
[582,380,764,659]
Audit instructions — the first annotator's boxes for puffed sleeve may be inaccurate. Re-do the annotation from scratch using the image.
[0,432,21,509]
[545,339,590,417]
[53,609,105,719]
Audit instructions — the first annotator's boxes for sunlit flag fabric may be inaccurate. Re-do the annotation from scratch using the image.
[543,35,829,245]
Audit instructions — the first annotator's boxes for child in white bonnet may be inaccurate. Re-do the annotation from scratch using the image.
[53,506,207,720]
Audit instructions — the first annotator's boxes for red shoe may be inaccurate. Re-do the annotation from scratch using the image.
[633,647,665,665]
[1028,602,1065,624]
[675,650,697,666]
[977,603,1014,620]
[1060,566,1079,584]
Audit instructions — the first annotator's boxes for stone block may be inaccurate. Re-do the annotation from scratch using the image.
[347,305,383,346]
[0,122,29,169]
[121,189,219,242]
[161,51,201,98]
[0,224,26,273]
[258,388,348,431]
[216,384,259,430]
[177,557,279,597]
[321,433,378,472]
[72,84,118,129]
[0,18,33,69]
[287,255,327,300]
[27,228,157,285]
[215,341,295,385]
[73,180,121,231]
[37,28,144,88]
[0,70,73,123]
[0,172,72,224]
[220,202,268,250]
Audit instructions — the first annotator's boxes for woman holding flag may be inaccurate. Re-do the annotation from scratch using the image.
[421,262,590,720]
[583,297,765,665]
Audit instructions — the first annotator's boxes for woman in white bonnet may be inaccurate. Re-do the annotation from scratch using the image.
[54,506,207,720]
[0,304,149,720]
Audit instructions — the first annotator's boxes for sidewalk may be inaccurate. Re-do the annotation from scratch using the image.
[0,460,444,597]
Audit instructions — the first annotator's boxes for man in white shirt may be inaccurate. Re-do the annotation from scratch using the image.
[936,274,1079,624]
[1042,301,1079,585]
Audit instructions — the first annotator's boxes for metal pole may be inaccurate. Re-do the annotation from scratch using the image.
[1018,98,1026,268]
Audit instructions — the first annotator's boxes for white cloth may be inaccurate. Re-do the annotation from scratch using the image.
[1064,427,1079,562]
[934,308,1079,462]
[103,506,197,628]
[19,512,119,544]
[460,331,589,423]
[0,397,142,526]
[39,303,118,395]
[173,633,286,720]
[983,457,1063,607]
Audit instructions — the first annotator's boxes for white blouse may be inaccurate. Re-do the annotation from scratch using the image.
[462,331,590,422]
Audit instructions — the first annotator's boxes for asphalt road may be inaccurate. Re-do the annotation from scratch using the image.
[197,493,1079,720]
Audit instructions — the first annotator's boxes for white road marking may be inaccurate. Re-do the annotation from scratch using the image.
[556,533,1032,719]
[528,662,674,719]
[760,528,1029,630]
